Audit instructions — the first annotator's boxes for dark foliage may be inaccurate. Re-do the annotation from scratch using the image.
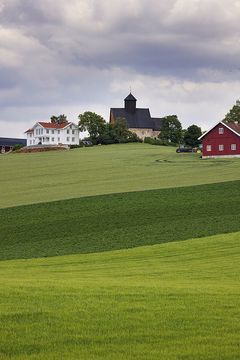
[158,115,182,145]
[184,125,202,147]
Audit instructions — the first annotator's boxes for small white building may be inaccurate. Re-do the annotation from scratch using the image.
[25,121,80,147]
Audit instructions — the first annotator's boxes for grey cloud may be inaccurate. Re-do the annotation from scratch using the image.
[0,0,240,135]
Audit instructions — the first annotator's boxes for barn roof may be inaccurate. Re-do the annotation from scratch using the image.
[110,108,163,130]
[0,137,27,147]
[225,122,240,135]
[199,121,240,140]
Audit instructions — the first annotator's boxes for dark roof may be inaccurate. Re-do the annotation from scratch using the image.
[0,137,26,147]
[110,108,163,130]
[124,93,137,101]
[225,122,240,135]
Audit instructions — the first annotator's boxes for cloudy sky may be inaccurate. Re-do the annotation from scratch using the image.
[1,0,240,137]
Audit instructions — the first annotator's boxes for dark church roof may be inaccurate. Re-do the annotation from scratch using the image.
[110,93,163,131]
[110,108,163,130]
[0,137,26,147]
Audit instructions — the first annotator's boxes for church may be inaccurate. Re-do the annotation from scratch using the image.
[109,93,164,140]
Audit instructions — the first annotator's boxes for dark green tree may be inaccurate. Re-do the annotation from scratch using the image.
[112,118,130,143]
[78,112,106,144]
[51,114,67,124]
[159,115,182,144]
[98,123,116,144]
[223,104,240,123]
[184,125,202,147]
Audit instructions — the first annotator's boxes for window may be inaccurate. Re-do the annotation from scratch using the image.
[206,145,211,152]
[52,130,54,134]
[72,130,75,134]
[46,137,49,142]
[219,127,224,134]
[58,130,60,134]
[72,137,75,142]
[231,144,237,151]
[58,137,60,142]
[66,137,70,142]
[52,137,55,142]
[67,130,70,134]
[219,144,224,151]
[30,140,32,145]
[46,129,49,134]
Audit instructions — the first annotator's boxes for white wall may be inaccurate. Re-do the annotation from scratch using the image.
[26,123,80,146]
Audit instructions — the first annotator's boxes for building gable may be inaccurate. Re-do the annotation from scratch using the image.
[200,121,240,158]
[199,121,240,140]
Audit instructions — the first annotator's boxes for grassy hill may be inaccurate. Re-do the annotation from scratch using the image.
[1,143,240,359]
[1,180,240,260]
[1,143,240,208]
[0,233,239,360]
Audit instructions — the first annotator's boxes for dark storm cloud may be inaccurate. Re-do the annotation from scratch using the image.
[0,0,240,135]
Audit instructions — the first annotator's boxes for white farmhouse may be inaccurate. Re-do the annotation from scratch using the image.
[25,121,79,147]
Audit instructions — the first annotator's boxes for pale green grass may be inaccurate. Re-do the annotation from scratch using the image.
[1,143,240,208]
[0,232,239,359]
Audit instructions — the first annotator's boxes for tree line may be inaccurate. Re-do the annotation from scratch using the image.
[49,111,202,147]
[48,100,240,147]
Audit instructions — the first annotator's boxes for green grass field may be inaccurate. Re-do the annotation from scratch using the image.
[1,143,240,208]
[1,180,240,260]
[0,233,239,360]
[0,144,240,359]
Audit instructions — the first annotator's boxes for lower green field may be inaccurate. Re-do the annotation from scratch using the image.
[0,233,239,360]
[1,180,240,260]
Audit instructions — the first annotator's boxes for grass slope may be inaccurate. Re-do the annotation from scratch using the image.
[1,181,240,260]
[0,233,239,359]
[1,143,240,208]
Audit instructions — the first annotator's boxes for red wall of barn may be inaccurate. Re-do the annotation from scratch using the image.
[202,123,240,157]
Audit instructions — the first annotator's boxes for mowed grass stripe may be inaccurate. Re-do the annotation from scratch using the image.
[0,233,239,359]
[1,143,240,209]
[1,180,240,260]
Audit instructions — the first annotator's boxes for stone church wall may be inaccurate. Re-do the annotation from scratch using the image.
[129,128,160,140]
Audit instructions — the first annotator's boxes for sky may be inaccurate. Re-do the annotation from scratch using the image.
[1,0,240,138]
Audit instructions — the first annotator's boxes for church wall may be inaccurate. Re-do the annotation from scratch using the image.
[129,128,160,140]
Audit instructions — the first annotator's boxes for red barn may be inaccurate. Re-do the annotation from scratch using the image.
[199,121,240,158]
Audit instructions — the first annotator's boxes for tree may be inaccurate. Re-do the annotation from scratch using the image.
[184,125,202,147]
[51,114,67,124]
[223,105,240,123]
[112,118,130,143]
[158,115,182,144]
[78,111,106,144]
[98,123,116,144]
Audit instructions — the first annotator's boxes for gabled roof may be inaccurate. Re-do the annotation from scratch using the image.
[24,121,76,133]
[125,93,137,101]
[199,121,240,140]
[38,121,70,129]
[110,108,163,130]
[225,122,240,135]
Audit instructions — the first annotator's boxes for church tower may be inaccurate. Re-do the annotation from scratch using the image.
[124,93,137,114]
